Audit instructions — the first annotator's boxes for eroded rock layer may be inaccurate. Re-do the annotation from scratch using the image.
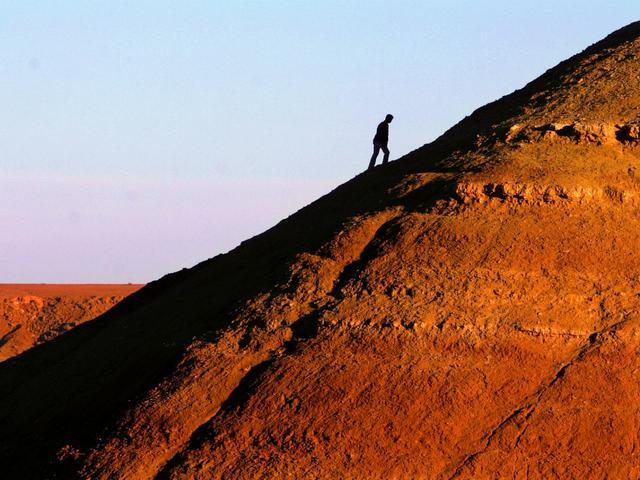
[3,22,640,479]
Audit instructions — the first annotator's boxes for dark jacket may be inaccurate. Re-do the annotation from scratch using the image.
[373,121,389,146]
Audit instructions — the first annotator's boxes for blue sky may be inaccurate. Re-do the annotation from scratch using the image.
[2,2,639,282]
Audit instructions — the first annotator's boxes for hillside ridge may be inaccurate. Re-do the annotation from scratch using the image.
[2,22,640,479]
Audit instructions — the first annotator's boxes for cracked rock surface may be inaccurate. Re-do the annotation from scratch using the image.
[4,22,640,479]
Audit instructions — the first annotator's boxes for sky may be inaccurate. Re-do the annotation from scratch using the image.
[2,1,640,283]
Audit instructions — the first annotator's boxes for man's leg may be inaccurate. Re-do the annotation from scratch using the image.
[382,145,390,164]
[368,144,380,170]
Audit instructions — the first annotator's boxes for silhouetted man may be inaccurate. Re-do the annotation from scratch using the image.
[368,114,393,170]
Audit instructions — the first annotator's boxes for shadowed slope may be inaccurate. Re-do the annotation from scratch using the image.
[3,21,640,479]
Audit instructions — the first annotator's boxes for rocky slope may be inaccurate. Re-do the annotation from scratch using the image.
[3,22,640,479]
[0,284,142,361]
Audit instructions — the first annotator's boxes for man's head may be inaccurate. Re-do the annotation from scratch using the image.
[385,114,394,123]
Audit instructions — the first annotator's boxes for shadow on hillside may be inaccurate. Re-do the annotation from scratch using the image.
[0,151,457,477]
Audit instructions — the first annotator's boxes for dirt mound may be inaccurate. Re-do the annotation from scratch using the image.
[0,284,143,361]
[3,22,640,479]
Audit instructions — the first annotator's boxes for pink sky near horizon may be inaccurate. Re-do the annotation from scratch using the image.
[2,174,340,283]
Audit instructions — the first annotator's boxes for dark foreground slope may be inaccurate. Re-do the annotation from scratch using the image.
[3,22,640,479]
